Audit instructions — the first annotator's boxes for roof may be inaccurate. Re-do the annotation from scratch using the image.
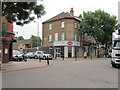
[43,12,81,24]
[13,39,31,49]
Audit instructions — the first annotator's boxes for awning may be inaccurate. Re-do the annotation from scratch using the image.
[0,37,16,42]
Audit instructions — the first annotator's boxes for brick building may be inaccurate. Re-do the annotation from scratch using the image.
[42,8,89,58]
[1,17,16,63]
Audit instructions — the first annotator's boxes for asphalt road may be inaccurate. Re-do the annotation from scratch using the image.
[2,58,119,88]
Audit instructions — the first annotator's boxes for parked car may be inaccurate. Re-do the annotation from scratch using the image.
[12,50,27,61]
[34,51,53,60]
[26,52,35,59]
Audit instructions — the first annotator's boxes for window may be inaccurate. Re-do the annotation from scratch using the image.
[74,23,77,28]
[55,33,58,41]
[74,34,77,41]
[61,21,65,28]
[48,34,52,42]
[61,32,65,40]
[78,24,80,29]
[49,24,52,30]
[79,35,81,41]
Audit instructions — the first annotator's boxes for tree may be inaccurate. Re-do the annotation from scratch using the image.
[30,35,41,48]
[80,9,117,46]
[16,36,24,41]
[2,2,45,26]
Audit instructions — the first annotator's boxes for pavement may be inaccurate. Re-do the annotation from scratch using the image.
[1,59,52,73]
[1,57,107,73]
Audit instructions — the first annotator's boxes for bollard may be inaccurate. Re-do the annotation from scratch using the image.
[61,55,64,60]
[39,56,41,62]
[47,56,49,65]
[90,56,92,60]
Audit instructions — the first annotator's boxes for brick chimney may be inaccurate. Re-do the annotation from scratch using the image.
[70,8,74,16]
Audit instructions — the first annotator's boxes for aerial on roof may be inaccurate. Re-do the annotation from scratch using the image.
[43,8,81,24]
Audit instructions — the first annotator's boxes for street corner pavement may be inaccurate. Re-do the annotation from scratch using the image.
[1,59,53,73]
[58,57,107,61]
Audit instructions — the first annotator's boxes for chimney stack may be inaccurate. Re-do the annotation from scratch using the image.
[70,8,74,16]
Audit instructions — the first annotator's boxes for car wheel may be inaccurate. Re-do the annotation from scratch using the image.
[43,56,46,60]
[112,63,116,68]
[35,56,38,59]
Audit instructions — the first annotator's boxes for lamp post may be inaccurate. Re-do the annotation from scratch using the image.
[37,23,39,50]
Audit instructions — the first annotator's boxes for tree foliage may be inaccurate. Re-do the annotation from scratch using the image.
[2,2,45,26]
[30,35,41,48]
[80,9,117,46]
[16,36,24,41]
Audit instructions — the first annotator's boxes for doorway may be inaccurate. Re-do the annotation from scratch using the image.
[68,46,72,57]
[56,48,61,58]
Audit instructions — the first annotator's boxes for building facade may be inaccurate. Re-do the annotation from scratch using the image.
[1,17,16,63]
[13,39,32,53]
[42,8,87,58]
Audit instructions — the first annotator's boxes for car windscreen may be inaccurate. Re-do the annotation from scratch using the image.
[13,50,20,55]
[43,51,48,54]
[113,41,120,50]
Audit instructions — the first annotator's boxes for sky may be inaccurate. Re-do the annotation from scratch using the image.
[13,0,120,39]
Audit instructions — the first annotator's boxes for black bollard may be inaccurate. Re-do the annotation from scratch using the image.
[75,51,77,61]
[61,55,64,60]
[47,56,49,65]
[39,56,41,62]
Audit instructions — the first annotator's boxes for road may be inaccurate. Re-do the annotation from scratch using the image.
[2,58,118,88]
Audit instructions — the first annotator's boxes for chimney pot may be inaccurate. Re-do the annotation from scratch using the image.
[70,8,74,16]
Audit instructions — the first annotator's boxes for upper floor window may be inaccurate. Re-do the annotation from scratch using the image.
[61,32,65,40]
[74,34,77,41]
[74,23,77,29]
[55,33,58,41]
[48,34,52,42]
[49,24,52,30]
[61,21,65,28]
[79,35,81,41]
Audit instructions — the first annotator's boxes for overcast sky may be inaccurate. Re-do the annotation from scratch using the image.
[13,0,120,39]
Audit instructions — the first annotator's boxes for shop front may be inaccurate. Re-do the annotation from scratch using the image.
[54,41,83,58]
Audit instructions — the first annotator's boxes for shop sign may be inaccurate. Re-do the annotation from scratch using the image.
[54,41,80,46]
[80,42,83,46]
[67,42,73,45]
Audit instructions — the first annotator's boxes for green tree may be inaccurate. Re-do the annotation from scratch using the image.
[80,9,117,46]
[16,36,24,41]
[2,2,45,26]
[30,35,41,48]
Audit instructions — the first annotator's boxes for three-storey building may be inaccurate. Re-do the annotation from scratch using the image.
[42,8,84,58]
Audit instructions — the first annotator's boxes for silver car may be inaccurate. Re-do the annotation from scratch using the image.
[12,50,26,61]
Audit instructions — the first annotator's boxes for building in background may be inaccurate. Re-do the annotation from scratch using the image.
[13,39,31,53]
[42,8,96,58]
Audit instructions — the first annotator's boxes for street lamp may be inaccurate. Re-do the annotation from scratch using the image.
[37,23,39,50]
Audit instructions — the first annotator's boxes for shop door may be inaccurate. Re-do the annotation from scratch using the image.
[56,48,61,57]
[68,46,72,57]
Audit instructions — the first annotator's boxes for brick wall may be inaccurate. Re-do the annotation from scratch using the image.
[42,18,80,47]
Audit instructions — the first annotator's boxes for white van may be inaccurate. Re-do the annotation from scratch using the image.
[34,51,53,60]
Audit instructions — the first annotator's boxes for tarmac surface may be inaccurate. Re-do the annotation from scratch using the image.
[1,57,107,73]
